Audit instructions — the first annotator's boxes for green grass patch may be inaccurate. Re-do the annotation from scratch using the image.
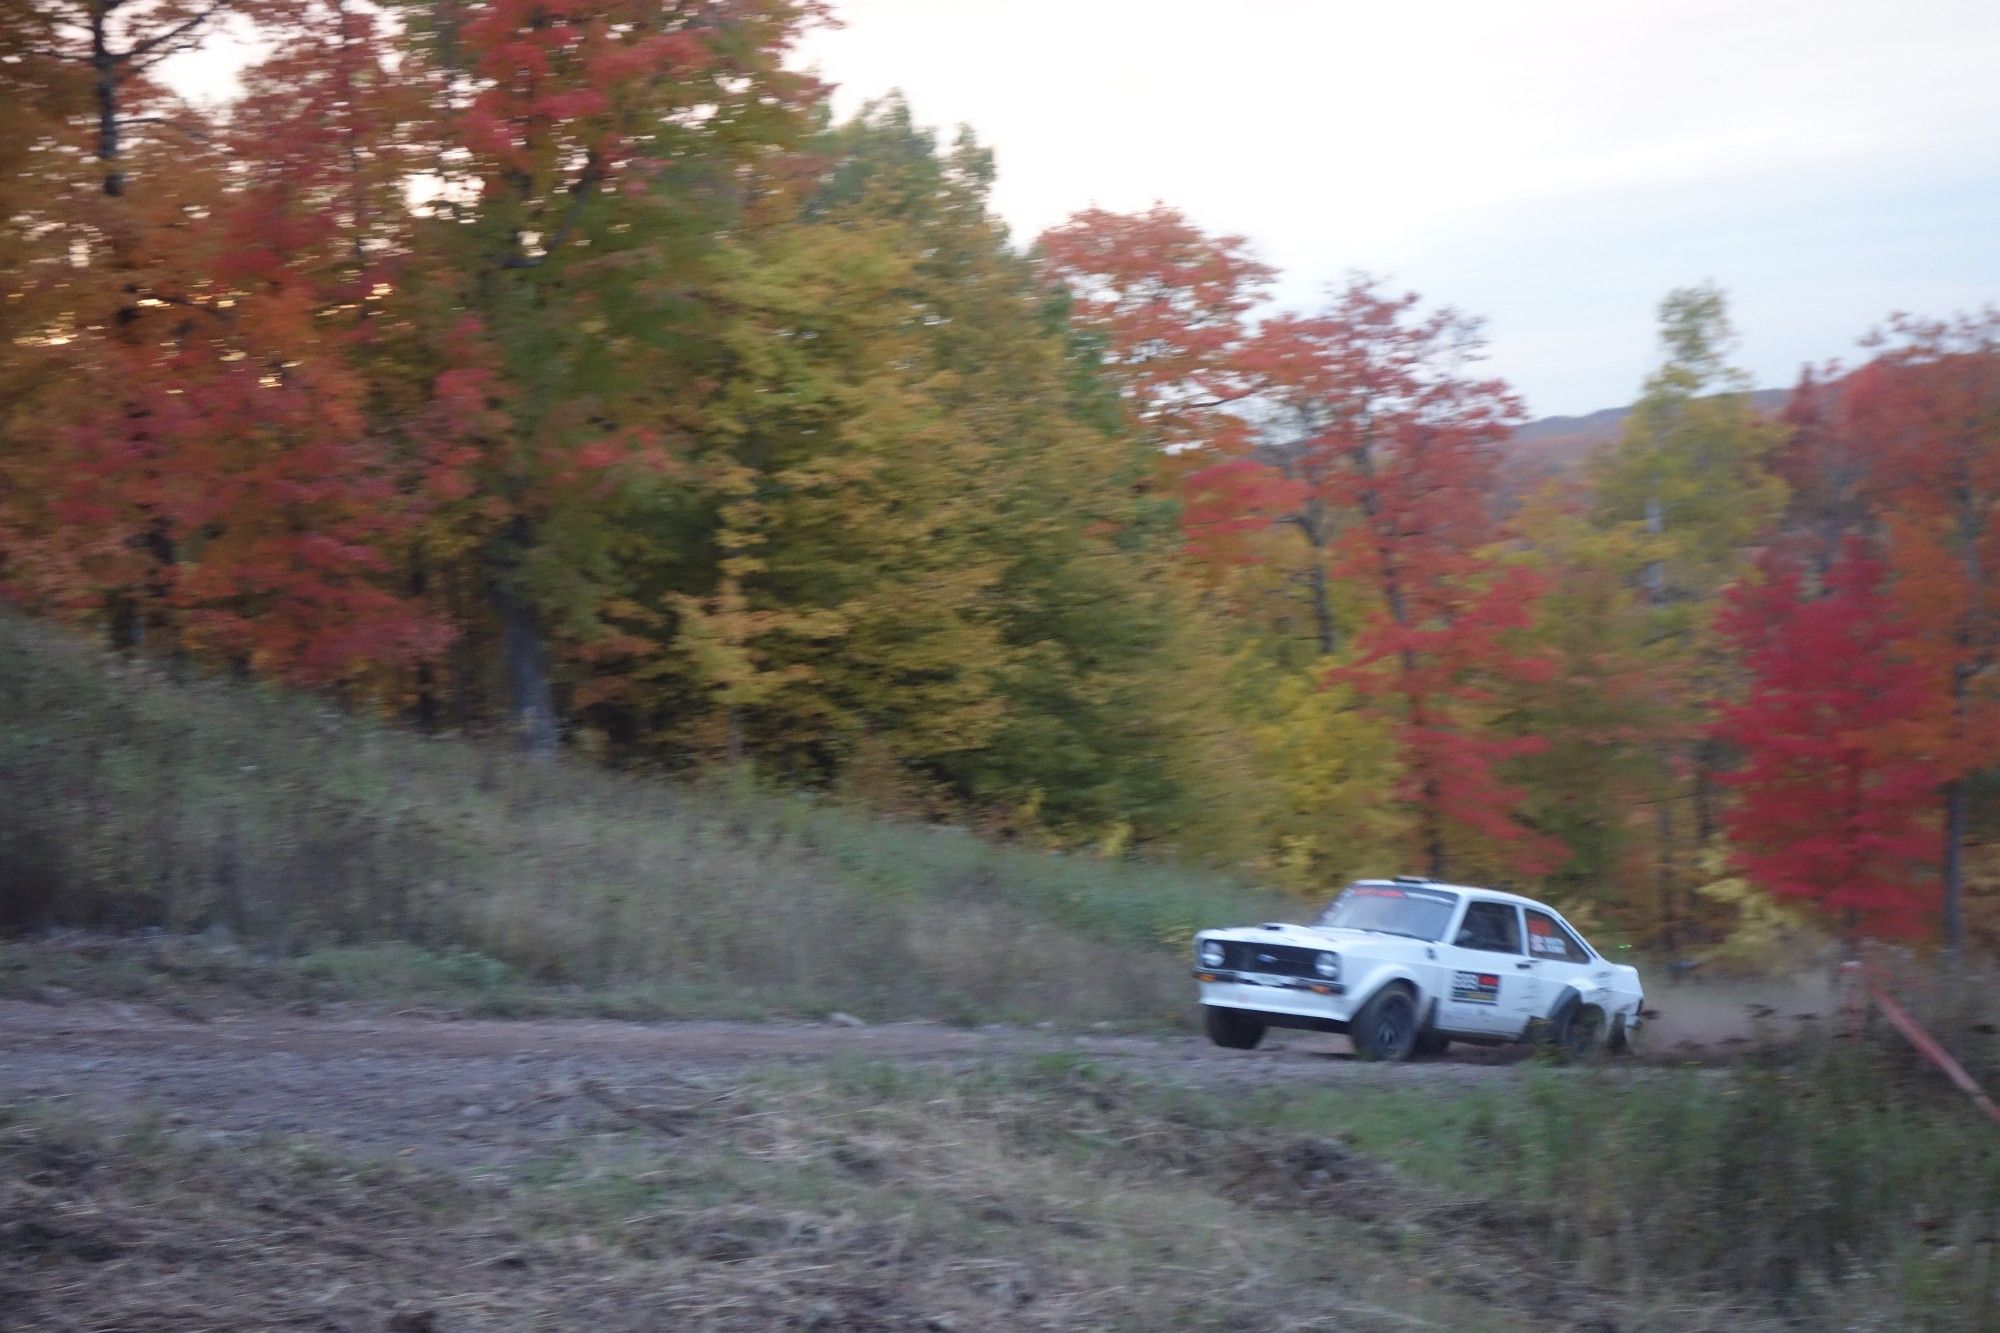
[1239,1045,2000,1331]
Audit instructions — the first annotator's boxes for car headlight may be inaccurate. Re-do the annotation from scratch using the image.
[1314,951,1340,980]
[1198,940,1225,968]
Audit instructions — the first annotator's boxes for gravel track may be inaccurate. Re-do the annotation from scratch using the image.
[0,1001,1528,1168]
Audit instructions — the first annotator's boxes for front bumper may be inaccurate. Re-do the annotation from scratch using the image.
[1194,969,1351,1022]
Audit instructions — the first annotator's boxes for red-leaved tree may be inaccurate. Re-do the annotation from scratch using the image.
[1033,205,1285,567]
[160,0,450,686]
[1715,546,1939,938]
[1842,312,2000,950]
[1034,204,1273,463]
[1243,278,1559,878]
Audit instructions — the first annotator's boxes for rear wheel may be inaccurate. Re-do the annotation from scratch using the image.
[1204,1006,1266,1050]
[1351,986,1419,1062]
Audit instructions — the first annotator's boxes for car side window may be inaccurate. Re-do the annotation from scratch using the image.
[1453,901,1522,954]
[1524,909,1590,963]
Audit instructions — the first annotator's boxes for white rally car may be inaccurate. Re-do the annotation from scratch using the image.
[1193,877,1644,1060]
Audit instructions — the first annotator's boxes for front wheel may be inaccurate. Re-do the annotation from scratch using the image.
[1204,1006,1266,1050]
[1608,1013,1639,1056]
[1351,987,1419,1062]
[1552,1002,1606,1061]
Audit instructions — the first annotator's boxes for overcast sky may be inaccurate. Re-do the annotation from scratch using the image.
[160,0,2000,418]
[797,0,2000,416]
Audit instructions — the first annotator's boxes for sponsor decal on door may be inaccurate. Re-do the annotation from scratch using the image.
[1452,970,1501,1005]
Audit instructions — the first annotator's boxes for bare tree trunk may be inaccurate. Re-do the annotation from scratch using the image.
[108,592,142,653]
[1655,790,1677,953]
[1644,494,1667,602]
[94,1,137,655]
[496,584,558,761]
[1286,501,1339,657]
[408,550,440,731]
[90,2,124,198]
[1941,777,1966,959]
[1306,558,1338,657]
[1421,775,1445,879]
[1643,491,1687,950]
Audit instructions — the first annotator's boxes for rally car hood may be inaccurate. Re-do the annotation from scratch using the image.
[1200,922,1426,952]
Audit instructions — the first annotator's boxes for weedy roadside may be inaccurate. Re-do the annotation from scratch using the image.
[15,1047,1991,1332]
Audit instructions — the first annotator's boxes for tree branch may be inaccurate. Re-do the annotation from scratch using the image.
[498,150,606,270]
[119,114,215,144]
[125,0,233,67]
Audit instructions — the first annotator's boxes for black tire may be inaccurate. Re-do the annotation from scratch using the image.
[1552,1002,1606,1061]
[1414,1030,1451,1058]
[1351,986,1419,1062]
[1204,1006,1266,1050]
[1608,1014,1639,1056]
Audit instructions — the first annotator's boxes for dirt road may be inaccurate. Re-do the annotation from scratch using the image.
[0,996,1840,1331]
[0,1000,1543,1168]
[2,966,1831,1170]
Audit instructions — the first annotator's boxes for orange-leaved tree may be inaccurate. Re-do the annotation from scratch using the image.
[0,0,246,652]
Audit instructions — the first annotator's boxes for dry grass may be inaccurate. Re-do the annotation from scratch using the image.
[0,614,1284,1029]
[6,1025,1992,1330]
[1,1059,1784,1333]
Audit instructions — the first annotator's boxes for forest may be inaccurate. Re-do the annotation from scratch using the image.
[3,0,1995,957]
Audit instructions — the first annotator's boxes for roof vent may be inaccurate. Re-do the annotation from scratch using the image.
[1391,875,1428,885]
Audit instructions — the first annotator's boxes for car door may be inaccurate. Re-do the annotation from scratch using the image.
[1437,899,1537,1035]
[1518,907,1597,1020]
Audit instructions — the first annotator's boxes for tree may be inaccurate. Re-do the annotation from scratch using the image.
[1585,285,1785,944]
[584,103,1255,847]
[1715,547,1938,939]
[1,1,456,689]
[394,0,829,753]
[1241,277,1557,879]
[1034,204,1273,466]
[25,0,243,200]
[0,3,86,600]
[1509,483,1669,925]
[1773,364,1874,576]
[1843,312,2000,952]
[148,0,453,687]
[0,0,246,653]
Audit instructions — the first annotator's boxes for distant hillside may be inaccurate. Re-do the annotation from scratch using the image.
[1506,387,1791,479]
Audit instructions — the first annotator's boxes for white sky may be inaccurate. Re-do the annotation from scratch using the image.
[160,0,2000,417]
[798,0,2000,415]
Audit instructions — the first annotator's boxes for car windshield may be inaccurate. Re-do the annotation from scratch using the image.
[1315,883,1461,942]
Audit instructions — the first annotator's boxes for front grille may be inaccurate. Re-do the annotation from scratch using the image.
[1219,941,1322,977]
